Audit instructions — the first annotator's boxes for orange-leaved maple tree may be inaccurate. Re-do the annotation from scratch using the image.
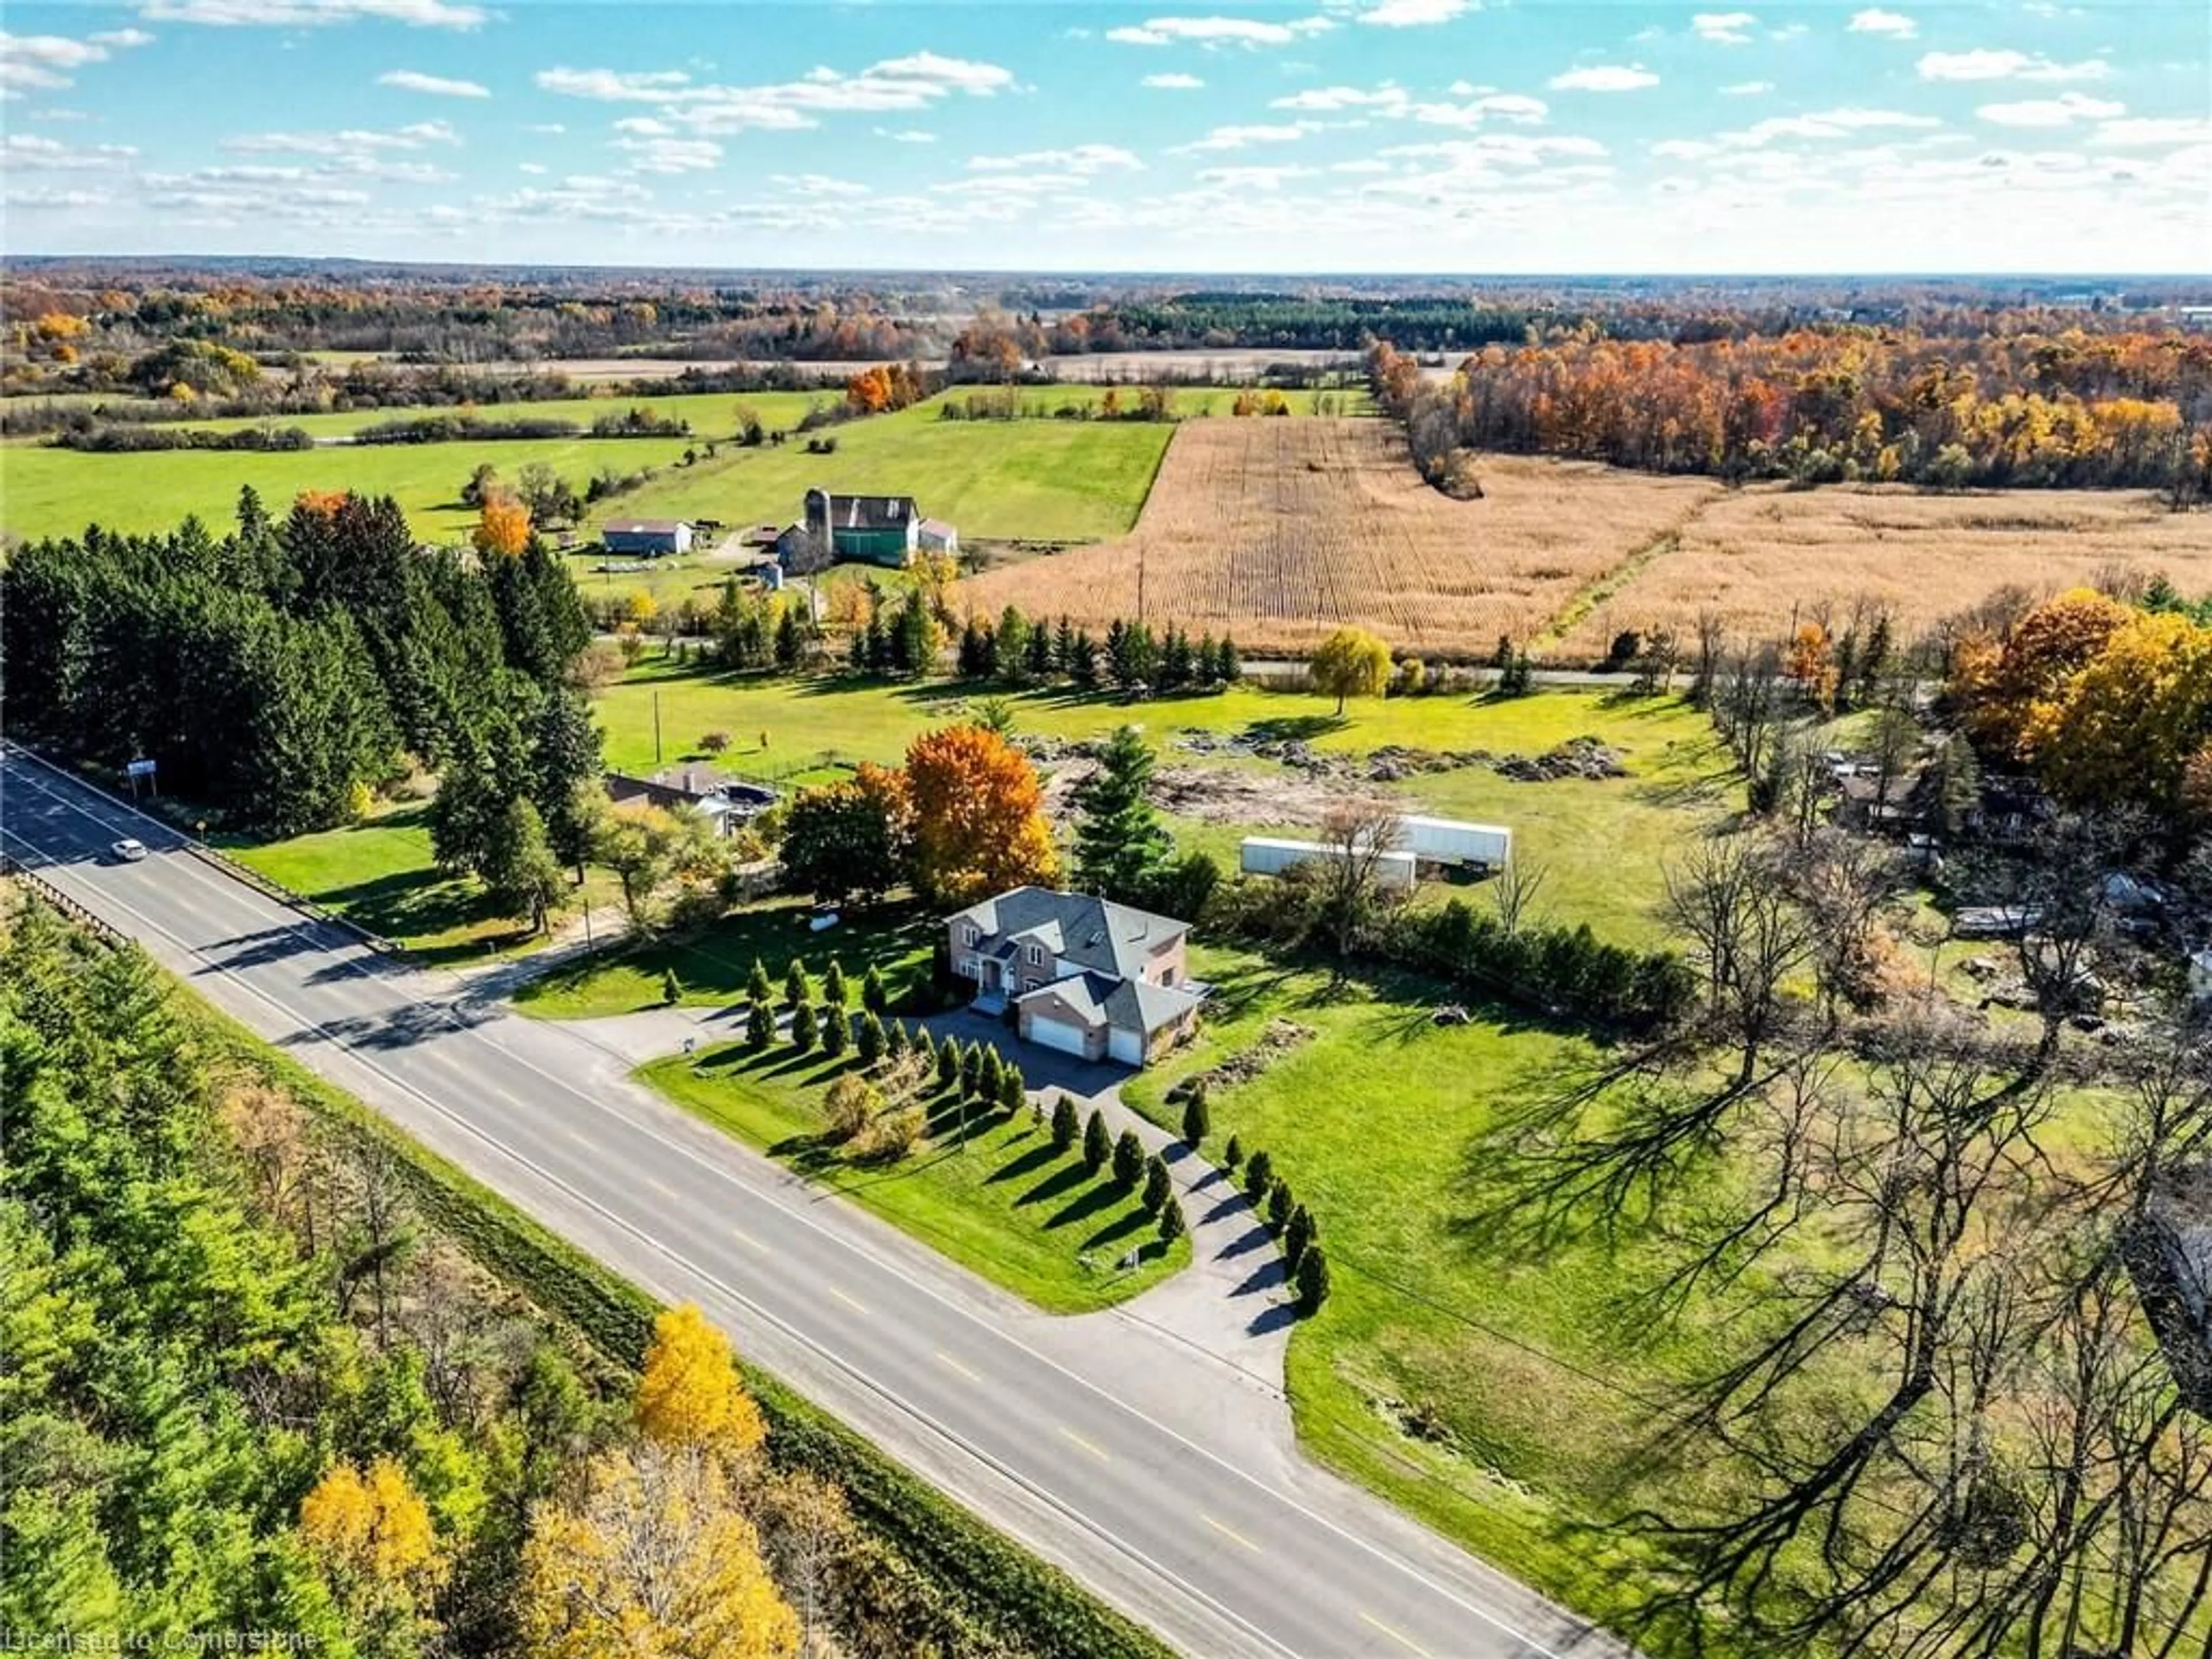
[903,724,1059,907]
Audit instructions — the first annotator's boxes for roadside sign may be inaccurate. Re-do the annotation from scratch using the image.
[126,758,157,778]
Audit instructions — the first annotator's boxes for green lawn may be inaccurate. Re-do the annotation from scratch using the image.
[595,669,1733,940]
[642,1040,1188,1313]
[514,895,936,1020]
[1,430,709,544]
[1118,945,1764,1642]
[224,806,606,964]
[593,396,1177,545]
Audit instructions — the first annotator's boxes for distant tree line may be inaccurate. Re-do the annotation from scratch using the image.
[47,422,313,452]
[1371,331,2212,494]
[2,488,600,840]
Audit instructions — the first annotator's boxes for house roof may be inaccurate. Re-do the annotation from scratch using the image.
[1016,970,1202,1037]
[950,886,1188,981]
[603,518,690,536]
[918,518,957,540]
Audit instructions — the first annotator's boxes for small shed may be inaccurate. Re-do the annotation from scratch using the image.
[918,518,959,557]
[602,518,694,558]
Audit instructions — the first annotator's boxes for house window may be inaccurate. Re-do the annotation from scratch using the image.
[961,923,980,946]
[1024,942,1044,967]
[957,955,979,978]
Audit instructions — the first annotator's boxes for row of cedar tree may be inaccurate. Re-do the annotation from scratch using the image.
[2,487,605,846]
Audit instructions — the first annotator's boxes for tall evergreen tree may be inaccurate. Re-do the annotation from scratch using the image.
[1070,724,1172,903]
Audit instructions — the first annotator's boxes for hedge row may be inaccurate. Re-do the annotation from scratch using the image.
[49,423,315,452]
[1380,896,1696,1032]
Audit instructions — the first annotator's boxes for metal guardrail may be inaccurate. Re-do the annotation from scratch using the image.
[3,742,405,960]
[1,855,128,950]
[184,842,405,957]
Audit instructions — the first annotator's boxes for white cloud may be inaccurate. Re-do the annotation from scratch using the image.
[1721,80,1773,94]
[518,161,546,173]
[874,126,938,141]
[1268,82,1547,127]
[6,184,113,207]
[612,134,722,173]
[1548,64,1658,92]
[2088,116,2212,147]
[1355,0,1472,28]
[1,27,151,94]
[1171,120,1323,152]
[1143,71,1206,89]
[1,132,138,169]
[1104,14,1335,47]
[969,143,1142,174]
[225,118,457,154]
[1916,48,2110,81]
[1847,9,1917,38]
[534,52,1014,135]
[139,0,485,26]
[773,172,872,196]
[1652,105,1941,159]
[525,121,565,133]
[1272,83,1403,110]
[377,69,487,97]
[1691,12,1758,46]
[1194,163,1318,187]
[1976,90,2124,127]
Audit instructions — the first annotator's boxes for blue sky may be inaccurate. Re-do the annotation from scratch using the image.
[3,0,2206,272]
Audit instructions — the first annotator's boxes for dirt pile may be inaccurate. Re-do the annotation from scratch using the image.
[1164,1017,1317,1101]
[1494,737,1628,782]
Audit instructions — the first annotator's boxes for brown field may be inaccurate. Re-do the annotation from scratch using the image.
[963,418,1720,656]
[1555,483,2212,660]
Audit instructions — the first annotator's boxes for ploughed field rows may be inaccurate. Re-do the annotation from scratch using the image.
[1557,482,2212,658]
[965,418,1717,657]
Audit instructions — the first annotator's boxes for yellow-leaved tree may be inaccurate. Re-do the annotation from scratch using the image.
[634,1303,767,1461]
[2031,609,2212,812]
[298,1455,446,1613]
[1955,586,2131,761]
[519,1443,800,1659]
[473,493,532,558]
[1307,627,1392,717]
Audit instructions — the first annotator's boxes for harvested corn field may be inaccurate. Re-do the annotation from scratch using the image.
[963,418,1719,657]
[1556,483,2212,658]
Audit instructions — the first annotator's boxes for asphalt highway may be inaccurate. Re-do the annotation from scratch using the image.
[1,743,1627,1659]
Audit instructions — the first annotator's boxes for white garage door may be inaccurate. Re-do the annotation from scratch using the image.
[1107,1026,1144,1067]
[1027,1014,1091,1059]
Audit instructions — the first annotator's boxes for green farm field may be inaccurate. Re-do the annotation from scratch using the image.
[151,388,832,441]
[0,430,707,543]
[589,398,1179,545]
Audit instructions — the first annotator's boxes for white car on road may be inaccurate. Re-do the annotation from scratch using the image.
[110,838,149,862]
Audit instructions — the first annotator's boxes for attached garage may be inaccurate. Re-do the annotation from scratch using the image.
[1106,1025,1145,1067]
[1024,1010,1096,1060]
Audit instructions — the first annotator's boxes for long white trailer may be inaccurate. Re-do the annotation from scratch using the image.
[1399,815,1512,867]
[1240,836,1419,890]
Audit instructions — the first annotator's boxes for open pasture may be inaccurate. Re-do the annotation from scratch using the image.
[592,396,1178,545]
[1556,481,2212,657]
[0,430,707,543]
[964,418,1721,656]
